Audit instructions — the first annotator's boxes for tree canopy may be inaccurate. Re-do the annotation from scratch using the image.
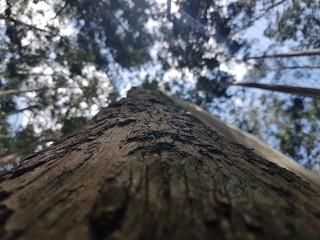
[0,0,319,171]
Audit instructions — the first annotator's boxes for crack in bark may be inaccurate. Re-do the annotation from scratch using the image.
[8,161,47,180]
[0,191,12,201]
[183,165,193,211]
[143,164,150,211]
[0,204,13,226]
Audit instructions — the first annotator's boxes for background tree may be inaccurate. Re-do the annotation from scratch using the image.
[0,0,319,172]
[0,0,154,166]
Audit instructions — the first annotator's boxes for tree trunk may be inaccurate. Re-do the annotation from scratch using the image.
[269,65,320,71]
[0,87,320,240]
[0,87,55,98]
[162,89,320,186]
[219,82,320,100]
[240,48,320,60]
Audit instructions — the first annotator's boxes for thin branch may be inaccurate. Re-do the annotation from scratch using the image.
[218,82,320,100]
[167,0,172,19]
[0,86,57,98]
[269,65,320,71]
[250,0,287,23]
[239,49,320,61]
[50,1,68,20]
[0,71,68,77]
[0,13,69,40]
[236,0,288,32]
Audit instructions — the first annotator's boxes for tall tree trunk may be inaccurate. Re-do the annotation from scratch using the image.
[219,82,320,100]
[0,87,320,240]
[241,48,320,60]
[269,65,320,71]
[0,87,55,98]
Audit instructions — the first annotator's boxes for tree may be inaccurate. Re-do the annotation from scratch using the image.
[240,48,320,60]
[0,87,320,239]
[218,82,320,100]
[0,0,246,166]
[0,86,57,98]
[0,0,155,165]
[221,0,320,168]
[0,0,318,176]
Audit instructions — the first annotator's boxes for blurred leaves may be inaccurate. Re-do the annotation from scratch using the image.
[61,116,87,135]
[0,0,319,171]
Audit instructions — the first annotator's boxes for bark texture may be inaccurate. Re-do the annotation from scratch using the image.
[0,87,320,240]
[161,89,320,187]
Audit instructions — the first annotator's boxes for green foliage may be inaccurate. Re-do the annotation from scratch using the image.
[108,91,120,103]
[0,0,319,171]
[15,125,38,148]
[61,116,87,135]
[0,122,12,154]
[0,0,156,166]
[142,80,159,91]
[196,74,232,102]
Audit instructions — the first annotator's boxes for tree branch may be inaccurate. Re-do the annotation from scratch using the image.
[269,65,320,70]
[0,86,58,98]
[240,49,320,61]
[219,82,320,99]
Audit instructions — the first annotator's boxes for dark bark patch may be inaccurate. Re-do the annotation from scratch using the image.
[0,174,10,183]
[101,119,136,132]
[128,142,176,157]
[245,223,263,234]
[148,98,162,104]
[9,161,46,180]
[117,119,136,127]
[22,152,39,161]
[89,183,129,240]
[160,162,171,201]
[207,148,224,155]
[0,191,12,201]
[89,205,127,240]
[150,142,176,157]
[218,202,232,218]
[108,101,124,108]
[269,185,291,198]
[282,206,295,215]
[128,146,145,156]
[0,205,13,225]
[311,211,320,220]
[204,210,219,228]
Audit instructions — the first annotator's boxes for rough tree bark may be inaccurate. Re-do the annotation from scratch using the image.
[162,90,320,186]
[0,87,320,240]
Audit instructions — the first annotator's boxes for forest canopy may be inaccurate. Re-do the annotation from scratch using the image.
[0,0,319,171]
